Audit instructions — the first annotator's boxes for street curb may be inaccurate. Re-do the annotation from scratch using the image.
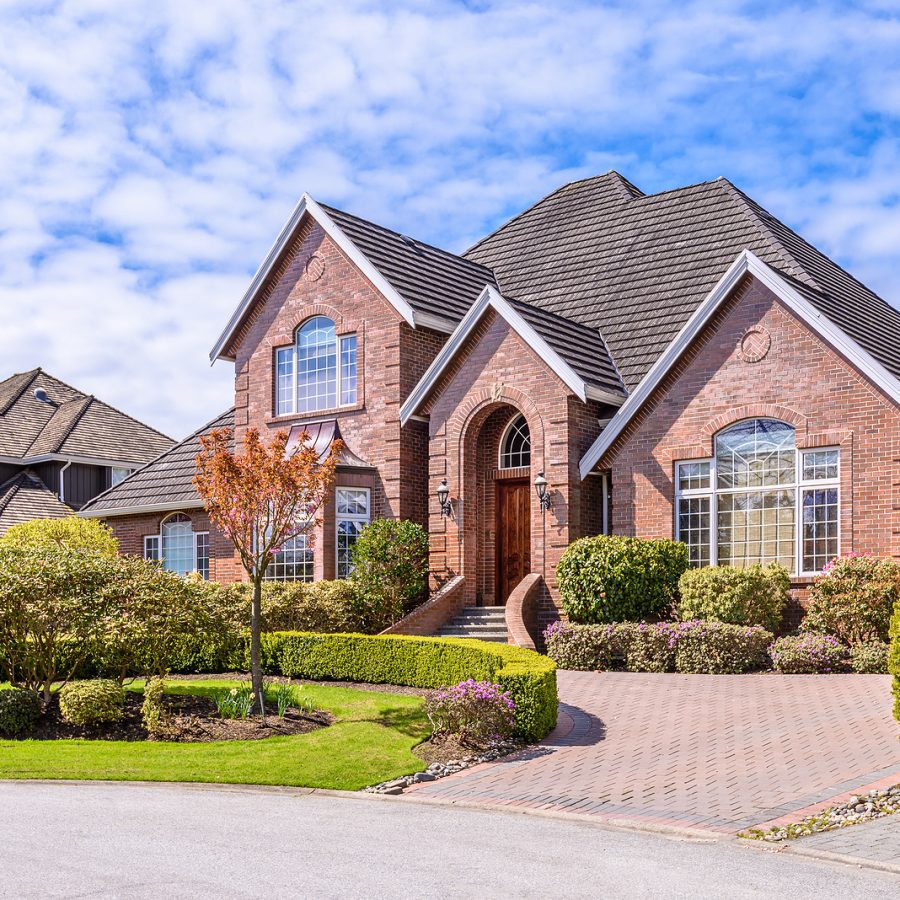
[775,842,900,877]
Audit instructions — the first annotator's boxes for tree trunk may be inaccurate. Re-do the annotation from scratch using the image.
[250,575,263,708]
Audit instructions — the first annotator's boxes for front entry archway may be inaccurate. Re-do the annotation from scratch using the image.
[496,477,531,602]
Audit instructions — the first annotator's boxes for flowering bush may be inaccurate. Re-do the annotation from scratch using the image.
[769,634,849,674]
[424,679,515,749]
[849,641,889,674]
[672,621,773,674]
[804,554,900,644]
[58,679,125,725]
[543,621,619,671]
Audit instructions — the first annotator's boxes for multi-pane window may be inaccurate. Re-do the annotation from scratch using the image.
[336,487,370,579]
[265,533,314,582]
[675,420,840,575]
[143,514,209,579]
[275,317,358,415]
[499,414,531,469]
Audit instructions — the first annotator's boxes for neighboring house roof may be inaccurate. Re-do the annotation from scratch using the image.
[465,172,900,390]
[80,408,235,516]
[0,369,174,466]
[0,469,72,533]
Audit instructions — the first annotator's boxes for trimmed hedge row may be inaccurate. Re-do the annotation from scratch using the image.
[890,598,900,721]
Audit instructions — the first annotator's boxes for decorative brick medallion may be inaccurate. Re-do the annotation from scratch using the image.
[738,325,771,363]
[303,253,325,282]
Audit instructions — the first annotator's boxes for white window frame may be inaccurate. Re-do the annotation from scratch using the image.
[498,413,531,470]
[110,466,133,487]
[143,534,160,562]
[143,514,210,579]
[674,444,840,576]
[275,319,358,416]
[335,487,370,579]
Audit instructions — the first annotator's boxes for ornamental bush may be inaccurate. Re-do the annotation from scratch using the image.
[543,621,619,671]
[0,516,118,557]
[671,621,773,674]
[890,600,900,721]
[424,680,515,749]
[677,564,789,632]
[804,555,900,645]
[849,641,889,674]
[58,679,125,725]
[350,519,430,630]
[0,687,42,735]
[769,634,849,674]
[557,535,689,624]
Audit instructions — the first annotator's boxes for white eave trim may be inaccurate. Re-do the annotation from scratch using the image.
[79,499,206,519]
[400,286,624,425]
[209,193,418,362]
[0,453,150,469]
[578,249,900,479]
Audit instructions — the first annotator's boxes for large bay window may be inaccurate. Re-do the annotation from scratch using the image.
[675,419,839,575]
[276,316,357,415]
[144,513,209,579]
[336,487,370,579]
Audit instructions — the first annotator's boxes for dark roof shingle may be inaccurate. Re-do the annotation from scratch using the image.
[0,470,72,533]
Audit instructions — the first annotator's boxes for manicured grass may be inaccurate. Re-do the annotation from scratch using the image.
[0,680,429,790]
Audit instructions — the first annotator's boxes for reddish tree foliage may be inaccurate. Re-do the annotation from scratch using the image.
[194,427,341,702]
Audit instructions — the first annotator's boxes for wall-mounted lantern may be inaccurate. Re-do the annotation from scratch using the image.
[437,478,452,517]
[534,472,551,512]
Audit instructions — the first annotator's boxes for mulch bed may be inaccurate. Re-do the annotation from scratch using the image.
[13,693,332,743]
[172,672,429,697]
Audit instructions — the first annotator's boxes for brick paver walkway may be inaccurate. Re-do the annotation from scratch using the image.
[408,671,900,833]
[791,815,900,869]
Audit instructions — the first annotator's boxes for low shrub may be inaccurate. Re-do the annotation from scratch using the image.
[677,564,789,632]
[557,535,689,624]
[58,679,125,725]
[0,515,118,557]
[804,555,900,645]
[0,687,42,735]
[424,679,515,749]
[618,622,677,672]
[671,621,773,674]
[769,634,849,674]
[141,676,166,735]
[891,600,900,721]
[543,621,619,671]
[849,641,889,674]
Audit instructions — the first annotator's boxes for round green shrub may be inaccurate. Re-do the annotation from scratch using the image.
[677,564,789,632]
[805,555,900,644]
[769,634,848,674]
[557,535,689,624]
[0,687,42,735]
[0,516,118,557]
[58,679,125,726]
[849,641,889,674]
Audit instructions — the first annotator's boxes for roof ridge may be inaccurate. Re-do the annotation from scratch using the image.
[0,471,25,516]
[22,394,93,457]
[0,368,41,416]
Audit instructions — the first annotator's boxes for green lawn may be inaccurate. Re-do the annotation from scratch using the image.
[0,680,429,790]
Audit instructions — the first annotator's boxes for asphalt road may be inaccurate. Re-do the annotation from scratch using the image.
[0,782,897,899]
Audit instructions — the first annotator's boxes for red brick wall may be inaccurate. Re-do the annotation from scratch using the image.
[599,273,900,618]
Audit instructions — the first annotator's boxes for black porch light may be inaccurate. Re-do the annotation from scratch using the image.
[437,478,452,517]
[534,472,551,512]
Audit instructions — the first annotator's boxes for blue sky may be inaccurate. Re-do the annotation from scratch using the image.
[2,0,899,438]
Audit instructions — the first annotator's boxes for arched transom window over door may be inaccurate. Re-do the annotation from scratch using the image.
[499,414,531,469]
[675,418,840,574]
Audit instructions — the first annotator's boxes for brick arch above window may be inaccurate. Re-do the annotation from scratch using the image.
[701,403,808,452]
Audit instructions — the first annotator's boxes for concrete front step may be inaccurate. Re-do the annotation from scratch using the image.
[436,605,508,643]
[437,630,508,642]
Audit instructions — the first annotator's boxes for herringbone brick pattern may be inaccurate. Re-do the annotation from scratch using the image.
[408,671,900,833]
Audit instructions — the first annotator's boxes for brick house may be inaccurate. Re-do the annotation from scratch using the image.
[81,172,900,636]
[0,368,174,533]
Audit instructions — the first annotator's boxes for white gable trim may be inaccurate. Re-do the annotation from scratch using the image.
[400,286,624,426]
[79,499,206,519]
[579,249,900,479]
[209,194,417,362]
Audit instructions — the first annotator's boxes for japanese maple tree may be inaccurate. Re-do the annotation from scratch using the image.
[194,427,340,703]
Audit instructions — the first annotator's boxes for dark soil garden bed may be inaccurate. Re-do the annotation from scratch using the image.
[13,693,333,743]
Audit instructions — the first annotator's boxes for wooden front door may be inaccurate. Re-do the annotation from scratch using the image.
[496,479,531,603]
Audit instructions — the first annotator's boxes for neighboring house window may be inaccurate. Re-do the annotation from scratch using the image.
[499,414,531,469]
[675,419,840,575]
[110,466,132,487]
[143,513,210,579]
[336,487,370,579]
[275,317,358,415]
[265,533,314,582]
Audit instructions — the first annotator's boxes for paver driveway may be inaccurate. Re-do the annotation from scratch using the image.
[408,671,900,833]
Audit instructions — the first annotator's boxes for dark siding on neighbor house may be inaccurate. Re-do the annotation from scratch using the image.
[64,464,109,509]
[0,463,19,484]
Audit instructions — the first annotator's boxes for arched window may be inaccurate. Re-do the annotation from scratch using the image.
[675,419,839,574]
[144,513,209,579]
[275,316,357,415]
[499,414,531,469]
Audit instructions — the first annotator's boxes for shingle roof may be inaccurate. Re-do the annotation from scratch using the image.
[464,172,900,389]
[81,408,235,514]
[0,469,72,534]
[0,369,174,465]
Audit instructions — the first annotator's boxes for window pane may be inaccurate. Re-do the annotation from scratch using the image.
[802,449,839,481]
[337,520,362,579]
[717,489,795,570]
[297,317,337,413]
[678,462,710,492]
[500,415,531,469]
[802,488,839,572]
[111,466,131,486]
[340,335,357,406]
[276,347,294,416]
[678,496,710,566]
[144,536,160,562]
[336,487,369,517]
[715,419,795,489]
[265,533,314,582]
[196,533,210,580]
[161,514,194,575]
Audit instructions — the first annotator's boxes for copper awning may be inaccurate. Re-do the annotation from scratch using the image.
[285,419,373,469]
